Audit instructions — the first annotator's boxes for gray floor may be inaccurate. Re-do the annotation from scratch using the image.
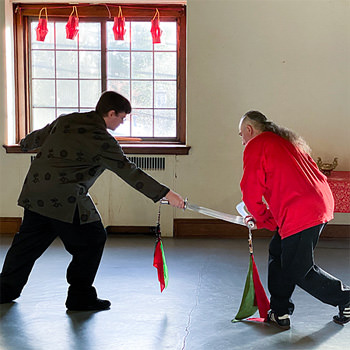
[0,235,349,350]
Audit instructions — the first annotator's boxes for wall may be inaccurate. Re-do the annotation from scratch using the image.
[1,0,349,236]
[181,0,350,227]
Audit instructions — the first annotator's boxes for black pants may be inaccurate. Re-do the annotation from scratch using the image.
[0,209,107,303]
[268,223,350,316]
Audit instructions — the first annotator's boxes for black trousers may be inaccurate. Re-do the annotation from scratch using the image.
[0,209,106,303]
[268,223,350,316]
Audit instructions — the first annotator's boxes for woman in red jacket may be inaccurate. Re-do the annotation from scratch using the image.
[239,110,349,329]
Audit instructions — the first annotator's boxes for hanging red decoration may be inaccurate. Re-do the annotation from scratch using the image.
[36,7,48,42]
[113,6,126,40]
[150,9,162,44]
[66,6,79,40]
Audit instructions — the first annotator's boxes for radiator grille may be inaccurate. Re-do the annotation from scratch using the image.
[129,156,166,170]
[31,156,166,170]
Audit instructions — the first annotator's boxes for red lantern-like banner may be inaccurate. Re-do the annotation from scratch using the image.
[113,6,126,40]
[150,9,162,44]
[36,7,48,42]
[66,6,79,40]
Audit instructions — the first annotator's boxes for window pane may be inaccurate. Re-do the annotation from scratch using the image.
[80,51,101,79]
[26,13,182,140]
[32,108,56,131]
[56,51,78,78]
[31,21,54,50]
[155,52,176,80]
[107,80,130,100]
[154,109,176,137]
[109,115,131,137]
[80,80,101,107]
[56,22,78,50]
[57,80,78,107]
[132,81,153,108]
[154,81,176,108]
[154,22,177,51]
[131,109,153,137]
[131,52,153,79]
[78,23,101,50]
[32,51,55,79]
[32,80,55,107]
[107,21,130,50]
[131,22,153,51]
[57,109,77,117]
[107,52,130,79]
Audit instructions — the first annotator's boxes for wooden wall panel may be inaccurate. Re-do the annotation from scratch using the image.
[0,218,22,235]
[173,219,350,240]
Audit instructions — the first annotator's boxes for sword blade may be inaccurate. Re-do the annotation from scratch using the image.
[236,201,249,218]
[186,203,246,226]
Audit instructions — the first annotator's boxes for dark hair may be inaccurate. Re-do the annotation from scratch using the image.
[95,91,132,116]
[242,110,311,154]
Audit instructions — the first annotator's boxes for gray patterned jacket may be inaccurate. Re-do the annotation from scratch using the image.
[18,111,169,224]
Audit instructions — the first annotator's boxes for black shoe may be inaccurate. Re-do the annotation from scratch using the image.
[267,310,290,329]
[333,302,350,325]
[66,298,111,311]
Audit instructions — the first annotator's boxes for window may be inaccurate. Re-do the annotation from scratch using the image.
[10,3,188,154]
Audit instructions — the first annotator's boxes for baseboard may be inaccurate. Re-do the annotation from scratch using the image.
[173,219,350,240]
[173,219,272,238]
[1,218,348,240]
[0,217,22,235]
[321,224,350,240]
[106,225,156,236]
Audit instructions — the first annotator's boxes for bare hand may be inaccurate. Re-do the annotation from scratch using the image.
[164,190,185,209]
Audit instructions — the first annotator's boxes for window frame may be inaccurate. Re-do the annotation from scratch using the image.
[7,3,188,155]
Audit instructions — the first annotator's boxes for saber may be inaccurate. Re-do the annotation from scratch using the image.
[185,201,246,226]
[236,201,249,219]
[161,199,255,228]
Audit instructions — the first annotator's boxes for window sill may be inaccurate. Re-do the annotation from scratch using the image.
[3,143,191,155]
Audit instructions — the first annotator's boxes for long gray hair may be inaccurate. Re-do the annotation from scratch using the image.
[242,110,311,154]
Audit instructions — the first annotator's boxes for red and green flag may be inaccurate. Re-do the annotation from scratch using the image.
[232,254,270,323]
[153,239,168,292]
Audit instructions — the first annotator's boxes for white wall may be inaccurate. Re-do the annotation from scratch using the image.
[1,0,349,235]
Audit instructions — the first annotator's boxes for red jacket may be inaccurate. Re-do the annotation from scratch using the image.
[240,132,334,239]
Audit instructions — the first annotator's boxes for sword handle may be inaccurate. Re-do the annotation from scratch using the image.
[160,197,188,210]
[247,220,255,229]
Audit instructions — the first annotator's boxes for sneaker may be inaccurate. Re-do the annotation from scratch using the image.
[66,298,111,311]
[333,302,350,325]
[267,310,291,329]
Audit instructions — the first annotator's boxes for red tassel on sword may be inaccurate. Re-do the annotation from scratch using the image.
[232,227,270,323]
[153,204,168,292]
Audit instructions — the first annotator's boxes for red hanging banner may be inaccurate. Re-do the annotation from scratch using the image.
[36,7,48,42]
[113,6,126,40]
[150,9,162,44]
[66,6,79,40]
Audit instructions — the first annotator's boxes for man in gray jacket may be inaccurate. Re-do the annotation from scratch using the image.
[0,91,184,311]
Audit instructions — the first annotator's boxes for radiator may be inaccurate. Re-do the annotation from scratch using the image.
[31,155,166,171]
[129,156,166,170]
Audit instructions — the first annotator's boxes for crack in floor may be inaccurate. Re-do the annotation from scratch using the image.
[181,261,209,350]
